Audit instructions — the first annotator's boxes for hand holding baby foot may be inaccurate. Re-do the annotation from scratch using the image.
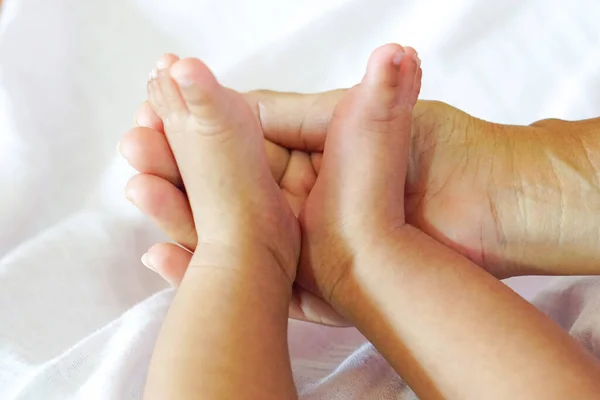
[143,57,298,399]
[122,46,422,325]
[123,54,345,326]
[123,45,597,327]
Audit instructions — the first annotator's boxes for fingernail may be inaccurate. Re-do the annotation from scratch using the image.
[149,68,158,81]
[116,141,122,156]
[141,253,155,271]
[125,186,134,202]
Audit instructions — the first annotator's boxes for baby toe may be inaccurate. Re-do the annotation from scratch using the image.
[147,54,188,121]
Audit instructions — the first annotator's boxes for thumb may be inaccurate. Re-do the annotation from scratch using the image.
[245,89,345,152]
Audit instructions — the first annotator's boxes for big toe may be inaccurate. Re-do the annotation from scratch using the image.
[149,57,257,138]
[361,43,421,123]
[168,58,228,125]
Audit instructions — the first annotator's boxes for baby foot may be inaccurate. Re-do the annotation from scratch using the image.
[298,44,422,300]
[146,56,300,280]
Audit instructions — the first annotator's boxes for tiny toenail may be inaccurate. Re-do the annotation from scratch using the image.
[412,53,421,65]
[156,57,169,71]
[392,51,405,66]
[149,68,159,80]
[171,74,194,88]
[141,253,156,271]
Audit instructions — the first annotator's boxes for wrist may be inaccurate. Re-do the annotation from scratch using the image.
[489,120,600,276]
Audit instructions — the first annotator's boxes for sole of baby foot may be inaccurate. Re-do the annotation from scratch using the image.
[312,43,421,231]
[147,56,300,282]
[298,43,422,301]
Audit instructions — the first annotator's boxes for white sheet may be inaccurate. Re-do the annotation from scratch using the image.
[0,0,599,398]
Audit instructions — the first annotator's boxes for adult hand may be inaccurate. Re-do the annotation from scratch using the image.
[121,54,600,318]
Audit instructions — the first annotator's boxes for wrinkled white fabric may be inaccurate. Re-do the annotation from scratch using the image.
[0,0,599,398]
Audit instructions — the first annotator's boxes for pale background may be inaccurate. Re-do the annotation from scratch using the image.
[0,0,598,398]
